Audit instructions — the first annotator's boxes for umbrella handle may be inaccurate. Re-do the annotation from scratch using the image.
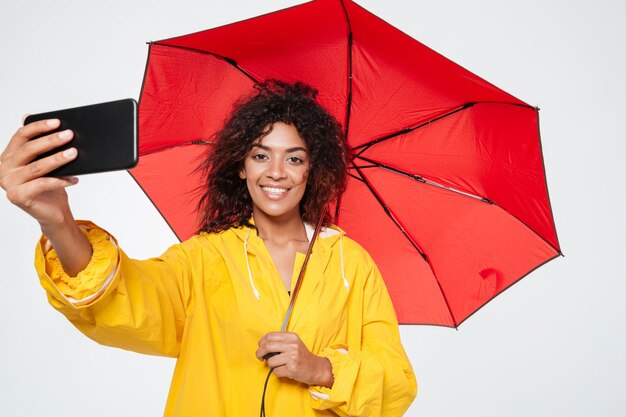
[263,352,279,360]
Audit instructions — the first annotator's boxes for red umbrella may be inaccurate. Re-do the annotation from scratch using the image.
[131,0,561,327]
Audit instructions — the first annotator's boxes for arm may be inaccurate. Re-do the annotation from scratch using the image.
[1,120,192,357]
[309,258,417,417]
[36,221,194,357]
[0,119,93,275]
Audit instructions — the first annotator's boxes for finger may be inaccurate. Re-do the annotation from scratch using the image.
[10,129,74,167]
[12,147,77,184]
[6,176,77,207]
[256,340,287,361]
[262,332,295,342]
[267,354,289,371]
[2,119,61,161]
[257,332,284,349]
[264,341,294,354]
[256,344,274,360]
[272,365,297,380]
[255,348,264,361]
[270,363,288,378]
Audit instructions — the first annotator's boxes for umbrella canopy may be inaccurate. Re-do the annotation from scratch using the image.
[131,0,561,327]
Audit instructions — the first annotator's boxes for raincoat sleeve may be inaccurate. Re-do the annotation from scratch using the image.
[34,221,193,357]
[309,251,417,416]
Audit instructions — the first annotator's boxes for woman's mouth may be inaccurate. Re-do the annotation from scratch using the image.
[261,186,289,196]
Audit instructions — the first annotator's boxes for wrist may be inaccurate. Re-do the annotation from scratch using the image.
[314,357,334,388]
[39,209,76,239]
[41,217,93,277]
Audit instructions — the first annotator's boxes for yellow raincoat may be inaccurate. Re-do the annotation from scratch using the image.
[35,220,417,416]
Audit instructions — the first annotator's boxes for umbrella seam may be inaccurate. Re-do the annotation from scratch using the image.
[352,101,536,155]
[353,103,476,154]
[150,42,259,84]
[533,108,562,252]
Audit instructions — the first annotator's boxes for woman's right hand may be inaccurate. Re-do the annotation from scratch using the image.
[0,118,79,228]
[1,118,93,276]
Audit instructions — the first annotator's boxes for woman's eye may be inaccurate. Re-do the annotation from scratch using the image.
[287,156,304,164]
[252,153,268,161]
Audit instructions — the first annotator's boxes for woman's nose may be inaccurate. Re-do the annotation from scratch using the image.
[266,159,286,179]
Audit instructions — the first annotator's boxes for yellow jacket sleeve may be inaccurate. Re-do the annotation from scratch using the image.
[309,259,417,416]
[35,221,193,357]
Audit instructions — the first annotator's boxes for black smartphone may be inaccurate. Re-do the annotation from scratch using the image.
[24,98,138,177]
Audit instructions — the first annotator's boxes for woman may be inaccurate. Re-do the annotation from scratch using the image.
[0,80,416,416]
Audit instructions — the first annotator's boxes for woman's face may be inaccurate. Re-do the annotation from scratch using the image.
[239,122,310,222]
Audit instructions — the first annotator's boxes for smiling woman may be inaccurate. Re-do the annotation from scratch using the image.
[0,80,417,416]
[197,80,348,235]
[240,123,311,223]
[239,122,313,289]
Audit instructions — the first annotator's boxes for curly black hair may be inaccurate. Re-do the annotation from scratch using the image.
[196,80,348,234]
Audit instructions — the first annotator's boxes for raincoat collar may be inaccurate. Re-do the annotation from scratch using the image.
[231,218,347,330]
[231,217,345,255]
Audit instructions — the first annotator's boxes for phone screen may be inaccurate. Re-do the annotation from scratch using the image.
[24,98,138,177]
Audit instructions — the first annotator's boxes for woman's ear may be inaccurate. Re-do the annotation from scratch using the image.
[239,167,246,179]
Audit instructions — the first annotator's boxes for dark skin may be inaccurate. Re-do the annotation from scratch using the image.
[1,119,334,389]
[241,122,334,388]
[256,332,333,386]
[0,119,91,276]
[264,237,310,291]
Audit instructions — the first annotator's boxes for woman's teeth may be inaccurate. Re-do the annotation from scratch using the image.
[262,186,288,195]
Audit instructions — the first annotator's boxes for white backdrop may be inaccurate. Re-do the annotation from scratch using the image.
[1,1,624,416]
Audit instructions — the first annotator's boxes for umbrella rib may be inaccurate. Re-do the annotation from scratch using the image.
[150,42,259,84]
[334,0,354,225]
[347,172,364,182]
[354,155,562,255]
[339,0,354,140]
[353,103,475,155]
[140,140,214,157]
[351,164,378,169]
[352,164,459,326]
[354,101,537,155]
[353,154,494,204]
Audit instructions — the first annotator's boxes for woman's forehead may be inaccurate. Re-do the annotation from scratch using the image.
[254,122,308,152]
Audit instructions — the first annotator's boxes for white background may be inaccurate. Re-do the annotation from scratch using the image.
[1,1,624,416]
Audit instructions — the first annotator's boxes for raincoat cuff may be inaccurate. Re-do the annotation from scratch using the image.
[36,221,119,307]
[309,346,356,408]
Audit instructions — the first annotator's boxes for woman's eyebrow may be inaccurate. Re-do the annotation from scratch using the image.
[251,143,270,151]
[286,146,308,153]
[251,144,308,153]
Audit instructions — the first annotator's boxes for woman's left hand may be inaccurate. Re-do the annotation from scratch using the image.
[256,332,334,388]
